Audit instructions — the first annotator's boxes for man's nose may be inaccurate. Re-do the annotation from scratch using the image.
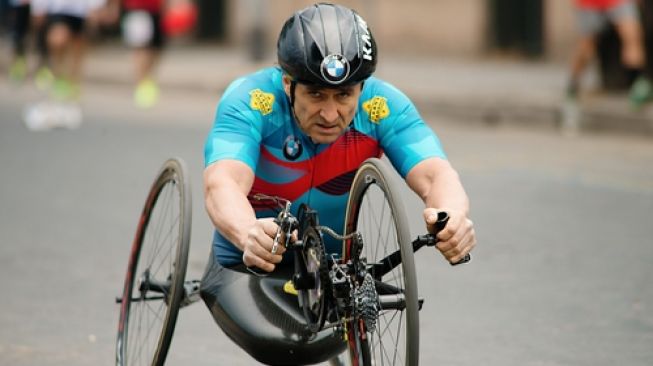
[319,100,339,123]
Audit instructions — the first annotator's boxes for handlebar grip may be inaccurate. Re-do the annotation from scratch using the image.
[433,211,472,266]
[451,253,471,266]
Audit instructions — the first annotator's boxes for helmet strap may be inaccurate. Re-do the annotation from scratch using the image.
[288,80,304,134]
[289,80,297,108]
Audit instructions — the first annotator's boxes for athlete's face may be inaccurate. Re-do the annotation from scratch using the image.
[283,75,362,144]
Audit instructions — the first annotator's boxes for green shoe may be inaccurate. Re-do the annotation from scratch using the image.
[8,57,28,83]
[629,77,653,108]
[134,78,160,109]
[35,67,55,91]
[51,78,80,101]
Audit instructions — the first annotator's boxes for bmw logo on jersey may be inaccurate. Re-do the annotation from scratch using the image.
[320,54,350,85]
[283,135,303,160]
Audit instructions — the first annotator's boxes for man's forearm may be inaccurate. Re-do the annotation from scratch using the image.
[407,158,470,214]
[423,168,469,215]
[203,161,257,252]
[205,181,256,252]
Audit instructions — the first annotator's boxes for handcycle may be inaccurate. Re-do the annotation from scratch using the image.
[115,157,470,366]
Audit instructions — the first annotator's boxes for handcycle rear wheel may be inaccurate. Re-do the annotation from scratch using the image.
[116,158,192,366]
[343,158,419,366]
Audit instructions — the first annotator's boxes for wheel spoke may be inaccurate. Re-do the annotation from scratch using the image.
[344,159,416,366]
[117,159,192,366]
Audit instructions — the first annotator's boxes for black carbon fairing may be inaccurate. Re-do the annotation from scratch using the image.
[200,250,345,365]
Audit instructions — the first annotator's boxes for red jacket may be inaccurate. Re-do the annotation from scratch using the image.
[124,0,163,12]
[576,0,627,10]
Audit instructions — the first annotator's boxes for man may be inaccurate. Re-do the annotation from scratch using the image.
[202,3,475,274]
[30,0,105,100]
[7,0,31,82]
[23,0,105,130]
[200,3,476,363]
[104,0,168,108]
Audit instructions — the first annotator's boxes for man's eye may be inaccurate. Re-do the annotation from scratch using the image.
[309,91,321,98]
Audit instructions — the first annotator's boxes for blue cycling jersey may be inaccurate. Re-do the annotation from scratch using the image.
[205,67,446,267]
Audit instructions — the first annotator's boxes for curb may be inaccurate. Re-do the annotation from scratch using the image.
[3,42,652,137]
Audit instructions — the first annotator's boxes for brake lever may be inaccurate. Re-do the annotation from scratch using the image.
[271,201,292,255]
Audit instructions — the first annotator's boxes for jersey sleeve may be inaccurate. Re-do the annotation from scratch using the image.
[373,81,447,177]
[204,78,265,170]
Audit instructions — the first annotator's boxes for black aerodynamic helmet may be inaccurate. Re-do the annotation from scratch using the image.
[277,3,377,87]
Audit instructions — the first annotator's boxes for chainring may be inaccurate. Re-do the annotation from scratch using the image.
[298,226,330,333]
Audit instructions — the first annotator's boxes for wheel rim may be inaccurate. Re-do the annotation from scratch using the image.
[356,183,409,365]
[344,159,417,366]
[119,164,188,366]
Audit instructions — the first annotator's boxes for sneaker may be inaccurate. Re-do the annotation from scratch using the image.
[34,67,55,91]
[629,76,653,108]
[24,101,58,131]
[51,78,80,102]
[560,96,581,137]
[56,102,83,129]
[8,57,28,83]
[566,81,579,100]
[23,101,82,131]
[134,78,159,108]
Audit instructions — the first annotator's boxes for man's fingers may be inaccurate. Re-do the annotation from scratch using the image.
[437,227,475,263]
[248,240,284,263]
[423,208,440,226]
[243,252,275,272]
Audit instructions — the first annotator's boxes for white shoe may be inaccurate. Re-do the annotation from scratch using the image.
[56,102,83,129]
[24,101,57,131]
[23,101,82,131]
[560,98,581,137]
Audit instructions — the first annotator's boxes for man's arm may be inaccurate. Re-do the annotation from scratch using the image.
[203,159,285,271]
[405,157,476,264]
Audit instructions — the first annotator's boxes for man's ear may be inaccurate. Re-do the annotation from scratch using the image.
[282,75,292,97]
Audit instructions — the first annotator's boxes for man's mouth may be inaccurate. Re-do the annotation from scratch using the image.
[316,123,337,132]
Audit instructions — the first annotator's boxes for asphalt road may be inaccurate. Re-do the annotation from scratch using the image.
[1,79,652,366]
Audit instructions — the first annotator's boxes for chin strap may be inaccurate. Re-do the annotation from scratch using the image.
[289,80,297,109]
[288,80,306,139]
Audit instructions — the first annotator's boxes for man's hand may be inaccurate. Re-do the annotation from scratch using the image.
[241,218,290,272]
[423,208,475,264]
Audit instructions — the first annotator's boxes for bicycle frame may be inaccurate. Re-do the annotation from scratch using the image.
[261,194,449,337]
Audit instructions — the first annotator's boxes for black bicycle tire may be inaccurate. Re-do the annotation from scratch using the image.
[343,157,419,366]
[116,158,192,366]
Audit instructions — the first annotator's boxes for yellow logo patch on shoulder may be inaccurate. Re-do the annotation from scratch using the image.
[249,89,275,116]
[362,96,390,123]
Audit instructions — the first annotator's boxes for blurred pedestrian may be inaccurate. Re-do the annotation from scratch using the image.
[23,0,106,130]
[7,0,31,82]
[105,0,165,108]
[567,0,652,107]
[6,0,54,89]
[31,0,105,100]
[104,0,196,109]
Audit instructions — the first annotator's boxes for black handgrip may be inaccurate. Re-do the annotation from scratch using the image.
[432,211,471,266]
[452,253,471,266]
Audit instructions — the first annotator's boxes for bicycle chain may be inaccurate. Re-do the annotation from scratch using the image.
[316,226,359,241]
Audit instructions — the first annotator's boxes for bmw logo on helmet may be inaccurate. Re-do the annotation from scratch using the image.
[320,54,350,85]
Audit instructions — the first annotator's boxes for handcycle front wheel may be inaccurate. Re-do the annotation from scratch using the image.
[116,158,192,366]
[343,158,419,366]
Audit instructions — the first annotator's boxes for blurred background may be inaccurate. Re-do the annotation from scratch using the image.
[0,1,652,366]
[2,0,653,131]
